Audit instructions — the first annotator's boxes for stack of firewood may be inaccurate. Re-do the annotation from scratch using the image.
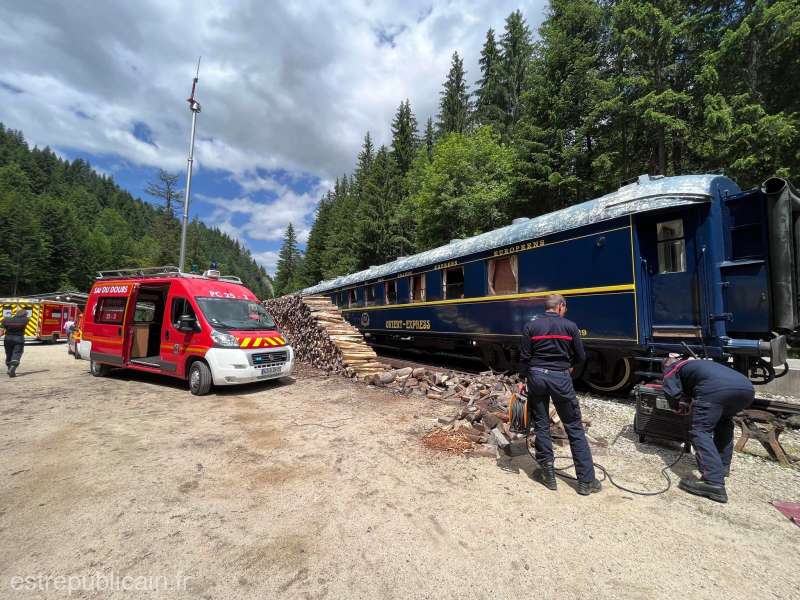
[264,294,389,377]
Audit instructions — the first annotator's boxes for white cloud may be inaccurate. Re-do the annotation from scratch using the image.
[0,1,547,265]
[199,176,325,245]
[0,0,547,180]
[250,250,280,273]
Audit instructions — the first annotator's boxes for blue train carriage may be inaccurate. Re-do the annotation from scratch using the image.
[302,174,799,392]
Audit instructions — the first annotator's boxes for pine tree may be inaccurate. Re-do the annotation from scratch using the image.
[390,99,419,175]
[145,169,183,216]
[514,0,612,211]
[474,28,505,130]
[610,0,691,175]
[357,146,402,266]
[424,117,435,162]
[300,192,334,287]
[499,10,534,135]
[273,223,302,296]
[436,52,471,136]
[353,131,375,196]
[321,175,360,277]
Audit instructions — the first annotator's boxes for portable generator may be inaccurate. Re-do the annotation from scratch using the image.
[633,383,692,445]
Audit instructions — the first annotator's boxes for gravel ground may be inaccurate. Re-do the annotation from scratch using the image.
[0,344,798,600]
[575,392,800,501]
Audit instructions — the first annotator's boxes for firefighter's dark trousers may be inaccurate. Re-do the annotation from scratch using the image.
[4,335,25,368]
[527,367,596,482]
[690,388,754,485]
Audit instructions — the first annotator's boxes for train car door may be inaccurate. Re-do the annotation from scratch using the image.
[636,208,705,338]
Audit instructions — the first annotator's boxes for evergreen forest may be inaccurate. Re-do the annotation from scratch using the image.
[0,124,272,297]
[273,0,799,295]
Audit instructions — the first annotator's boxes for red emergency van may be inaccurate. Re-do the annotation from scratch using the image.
[80,266,294,395]
[0,298,79,342]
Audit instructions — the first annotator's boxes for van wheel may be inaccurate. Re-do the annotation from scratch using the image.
[189,361,212,396]
[90,360,110,377]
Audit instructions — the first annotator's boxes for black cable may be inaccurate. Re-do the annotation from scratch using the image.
[525,431,686,496]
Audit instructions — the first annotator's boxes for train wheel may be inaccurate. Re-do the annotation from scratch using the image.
[582,354,634,394]
[479,343,511,372]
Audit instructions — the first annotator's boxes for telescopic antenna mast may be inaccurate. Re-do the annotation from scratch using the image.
[179,56,202,272]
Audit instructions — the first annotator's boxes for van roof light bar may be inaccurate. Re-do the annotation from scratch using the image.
[96,266,182,279]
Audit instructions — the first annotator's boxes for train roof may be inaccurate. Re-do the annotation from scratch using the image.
[301,173,736,295]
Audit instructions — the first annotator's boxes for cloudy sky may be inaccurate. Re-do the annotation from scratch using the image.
[0,0,547,274]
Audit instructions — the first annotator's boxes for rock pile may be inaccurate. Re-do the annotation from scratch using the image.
[264,294,389,377]
[365,366,571,457]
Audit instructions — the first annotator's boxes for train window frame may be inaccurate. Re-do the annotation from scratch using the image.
[443,266,465,300]
[410,274,426,303]
[348,288,358,307]
[488,255,518,295]
[365,285,377,306]
[656,219,687,274]
[385,279,398,305]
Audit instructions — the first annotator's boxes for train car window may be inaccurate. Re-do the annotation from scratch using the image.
[385,280,397,304]
[656,219,686,273]
[488,256,518,295]
[348,288,358,307]
[443,266,465,299]
[410,274,426,303]
[365,285,377,306]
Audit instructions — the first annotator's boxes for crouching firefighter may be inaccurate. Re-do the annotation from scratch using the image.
[662,357,754,503]
[517,294,602,496]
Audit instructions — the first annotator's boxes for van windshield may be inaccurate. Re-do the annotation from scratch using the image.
[196,298,277,331]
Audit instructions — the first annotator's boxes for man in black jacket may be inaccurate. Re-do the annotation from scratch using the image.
[0,308,29,377]
[662,357,754,503]
[1,308,30,377]
[518,294,601,495]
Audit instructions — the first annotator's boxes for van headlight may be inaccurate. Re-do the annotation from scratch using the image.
[211,329,239,348]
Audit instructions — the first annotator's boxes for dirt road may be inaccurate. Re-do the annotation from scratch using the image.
[1,345,798,599]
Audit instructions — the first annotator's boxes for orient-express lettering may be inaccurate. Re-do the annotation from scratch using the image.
[385,319,431,330]
[492,240,545,257]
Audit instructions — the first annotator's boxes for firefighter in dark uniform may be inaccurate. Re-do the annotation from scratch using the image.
[1,308,30,377]
[662,357,754,503]
[518,294,602,495]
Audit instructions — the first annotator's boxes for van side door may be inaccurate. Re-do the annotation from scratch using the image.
[161,293,199,378]
[87,283,136,366]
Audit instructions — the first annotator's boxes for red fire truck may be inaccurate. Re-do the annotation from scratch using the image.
[0,298,79,342]
[80,267,293,395]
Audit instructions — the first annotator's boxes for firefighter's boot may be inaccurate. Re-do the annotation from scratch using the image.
[537,462,557,490]
[678,478,727,503]
[577,478,602,496]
